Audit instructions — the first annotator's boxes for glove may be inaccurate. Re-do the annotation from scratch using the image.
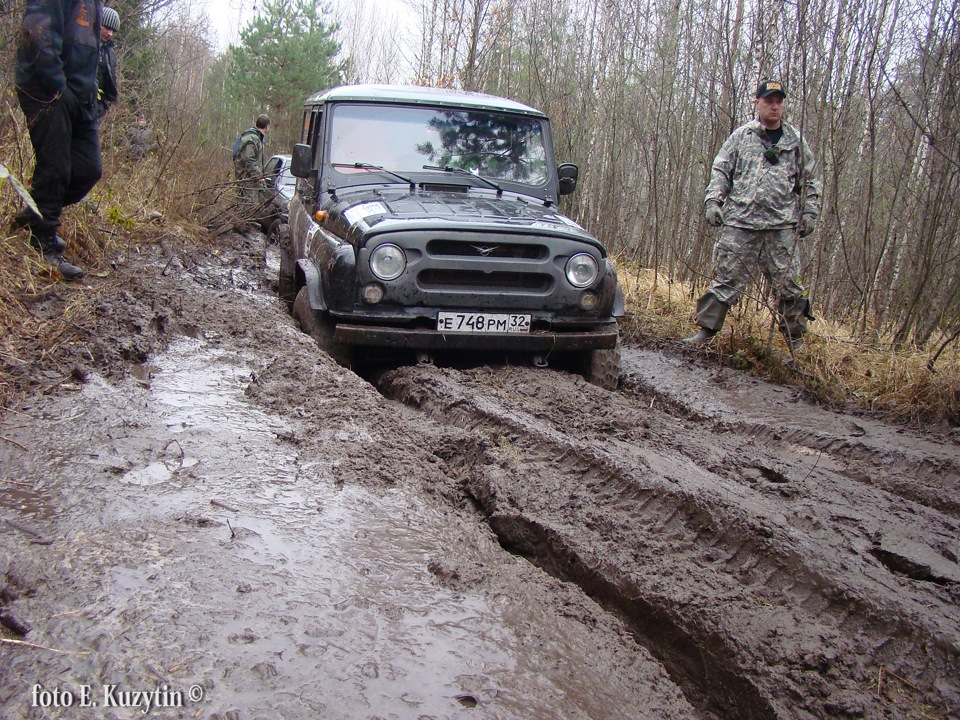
[705,202,724,227]
[796,214,816,237]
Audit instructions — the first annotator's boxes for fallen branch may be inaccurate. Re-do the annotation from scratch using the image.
[0,638,89,655]
[1,477,31,487]
[927,327,960,373]
[5,519,54,545]
[0,435,27,451]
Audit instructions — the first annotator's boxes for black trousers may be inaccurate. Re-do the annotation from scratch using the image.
[17,89,102,238]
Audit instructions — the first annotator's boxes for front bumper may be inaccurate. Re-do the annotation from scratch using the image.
[335,322,619,351]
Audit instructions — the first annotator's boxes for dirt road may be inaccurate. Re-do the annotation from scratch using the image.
[1,232,958,719]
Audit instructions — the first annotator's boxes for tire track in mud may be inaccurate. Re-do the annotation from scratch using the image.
[719,419,960,518]
[620,347,960,520]
[378,364,960,720]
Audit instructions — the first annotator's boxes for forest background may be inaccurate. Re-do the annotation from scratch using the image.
[0,0,958,424]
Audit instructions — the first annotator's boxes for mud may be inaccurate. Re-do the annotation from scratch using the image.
[1,231,958,719]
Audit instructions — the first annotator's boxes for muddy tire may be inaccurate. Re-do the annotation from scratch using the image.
[267,219,287,246]
[292,287,352,368]
[277,238,296,311]
[584,333,621,390]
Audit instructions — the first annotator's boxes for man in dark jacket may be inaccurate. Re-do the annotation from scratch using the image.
[96,6,119,120]
[15,0,104,280]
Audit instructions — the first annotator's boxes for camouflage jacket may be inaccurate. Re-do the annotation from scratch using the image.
[705,120,821,230]
[16,0,102,105]
[233,128,265,182]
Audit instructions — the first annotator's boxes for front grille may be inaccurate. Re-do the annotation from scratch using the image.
[427,239,547,260]
[418,269,553,293]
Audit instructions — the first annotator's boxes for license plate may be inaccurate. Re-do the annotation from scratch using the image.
[437,311,531,334]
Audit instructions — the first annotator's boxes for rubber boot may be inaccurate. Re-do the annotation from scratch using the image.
[777,296,810,348]
[683,292,729,345]
[35,234,84,280]
[683,328,718,346]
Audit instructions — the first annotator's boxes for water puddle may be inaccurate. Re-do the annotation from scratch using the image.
[0,484,55,519]
[87,338,651,717]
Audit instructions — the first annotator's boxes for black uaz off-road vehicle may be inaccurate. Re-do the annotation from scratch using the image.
[280,84,623,388]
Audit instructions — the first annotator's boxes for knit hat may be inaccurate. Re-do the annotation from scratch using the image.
[101,7,120,32]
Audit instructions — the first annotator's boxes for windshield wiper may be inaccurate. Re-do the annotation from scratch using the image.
[422,165,503,197]
[332,162,414,190]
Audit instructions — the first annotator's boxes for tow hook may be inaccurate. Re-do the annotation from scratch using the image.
[416,352,434,366]
[531,354,549,368]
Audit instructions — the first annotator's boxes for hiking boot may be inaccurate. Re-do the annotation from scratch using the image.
[682,328,718,346]
[34,235,84,280]
[42,251,85,280]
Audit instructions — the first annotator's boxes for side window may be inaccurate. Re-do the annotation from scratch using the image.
[301,110,312,143]
[309,109,324,165]
[296,107,324,196]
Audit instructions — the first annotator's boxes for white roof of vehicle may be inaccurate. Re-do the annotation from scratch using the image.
[304,84,547,118]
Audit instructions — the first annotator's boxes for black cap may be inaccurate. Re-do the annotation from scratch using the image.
[756,80,786,98]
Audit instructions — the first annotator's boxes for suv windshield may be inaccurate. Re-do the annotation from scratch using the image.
[329,103,549,186]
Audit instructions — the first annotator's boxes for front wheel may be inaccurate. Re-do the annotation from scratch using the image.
[583,333,621,390]
[292,287,352,368]
[267,218,287,245]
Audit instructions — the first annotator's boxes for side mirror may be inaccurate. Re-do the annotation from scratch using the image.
[291,143,313,179]
[558,162,579,196]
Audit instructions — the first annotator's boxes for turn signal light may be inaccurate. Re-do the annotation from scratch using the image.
[314,210,328,223]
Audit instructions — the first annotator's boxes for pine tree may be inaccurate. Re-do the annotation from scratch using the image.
[223,0,346,119]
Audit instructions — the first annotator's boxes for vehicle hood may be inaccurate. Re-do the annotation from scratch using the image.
[325,188,604,254]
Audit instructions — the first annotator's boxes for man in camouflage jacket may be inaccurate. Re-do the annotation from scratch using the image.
[233,114,271,225]
[685,80,821,347]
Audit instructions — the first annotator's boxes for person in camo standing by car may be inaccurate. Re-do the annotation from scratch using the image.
[684,80,821,350]
[233,114,271,226]
[14,0,104,281]
[96,6,119,120]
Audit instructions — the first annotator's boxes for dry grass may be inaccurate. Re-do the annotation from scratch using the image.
[618,262,960,427]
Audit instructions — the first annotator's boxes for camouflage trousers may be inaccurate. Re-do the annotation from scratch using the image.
[708,226,804,304]
[700,226,809,338]
[237,181,268,224]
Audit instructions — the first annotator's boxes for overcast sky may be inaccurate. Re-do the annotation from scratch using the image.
[199,0,418,52]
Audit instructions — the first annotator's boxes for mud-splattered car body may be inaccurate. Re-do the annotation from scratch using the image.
[262,154,295,243]
[281,84,622,387]
[264,153,296,220]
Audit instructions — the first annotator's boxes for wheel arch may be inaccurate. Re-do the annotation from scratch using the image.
[295,259,327,312]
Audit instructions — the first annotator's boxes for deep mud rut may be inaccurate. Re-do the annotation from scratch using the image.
[1,232,958,720]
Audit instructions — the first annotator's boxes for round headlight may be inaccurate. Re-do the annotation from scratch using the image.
[565,253,599,288]
[370,243,406,281]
